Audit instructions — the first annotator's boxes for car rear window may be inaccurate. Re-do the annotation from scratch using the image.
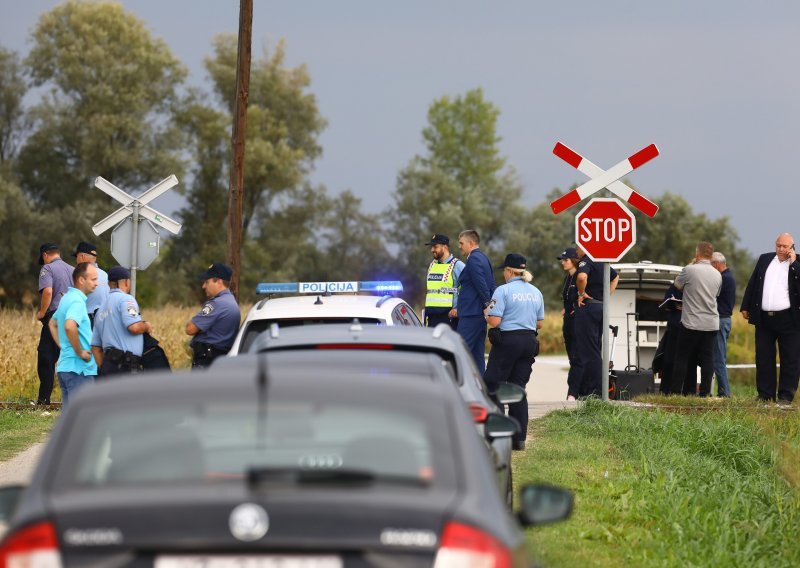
[241,318,384,352]
[53,373,457,492]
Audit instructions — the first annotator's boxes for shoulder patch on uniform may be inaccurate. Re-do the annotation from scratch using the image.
[126,303,138,317]
[200,302,214,316]
[40,269,46,278]
[578,261,586,268]
[488,299,497,310]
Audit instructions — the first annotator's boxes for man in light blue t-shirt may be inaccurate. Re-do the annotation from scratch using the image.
[49,262,99,408]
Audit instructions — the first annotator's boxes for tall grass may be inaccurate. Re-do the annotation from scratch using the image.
[520,399,800,567]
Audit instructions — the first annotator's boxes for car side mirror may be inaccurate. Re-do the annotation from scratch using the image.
[517,484,573,526]
[0,484,26,524]
[495,382,526,404]
[484,413,520,439]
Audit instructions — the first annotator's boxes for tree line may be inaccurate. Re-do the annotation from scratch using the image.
[0,1,753,312]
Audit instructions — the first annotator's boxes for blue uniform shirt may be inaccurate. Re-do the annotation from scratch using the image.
[39,258,74,312]
[562,272,577,314]
[86,265,109,315]
[191,288,241,351]
[92,288,144,355]
[577,258,618,301]
[488,277,545,331]
[53,287,97,375]
[457,248,496,316]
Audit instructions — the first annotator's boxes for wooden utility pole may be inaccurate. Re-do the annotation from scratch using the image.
[226,0,253,300]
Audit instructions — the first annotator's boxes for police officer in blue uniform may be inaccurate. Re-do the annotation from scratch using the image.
[186,263,241,369]
[36,243,74,404]
[91,266,153,376]
[423,234,465,330]
[484,253,544,451]
[573,245,619,397]
[558,247,581,400]
[72,241,109,327]
[455,229,496,374]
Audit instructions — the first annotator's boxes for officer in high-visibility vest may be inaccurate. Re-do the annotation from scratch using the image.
[423,234,465,330]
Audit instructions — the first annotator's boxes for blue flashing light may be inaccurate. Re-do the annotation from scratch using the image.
[256,282,299,294]
[359,280,404,292]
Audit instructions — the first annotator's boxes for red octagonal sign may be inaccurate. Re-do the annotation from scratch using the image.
[575,198,637,262]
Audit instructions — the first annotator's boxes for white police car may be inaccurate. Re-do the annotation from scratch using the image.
[229,280,422,354]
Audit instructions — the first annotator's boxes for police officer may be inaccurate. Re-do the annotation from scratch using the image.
[558,247,580,400]
[573,245,619,397]
[91,266,153,376]
[186,263,241,368]
[72,241,109,327]
[456,229,496,374]
[423,234,465,330]
[484,253,544,451]
[36,243,74,404]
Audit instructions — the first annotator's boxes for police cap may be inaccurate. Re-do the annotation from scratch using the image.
[71,241,98,257]
[38,243,59,265]
[107,266,132,282]
[199,263,233,281]
[424,234,450,246]
[557,247,578,261]
[496,253,526,270]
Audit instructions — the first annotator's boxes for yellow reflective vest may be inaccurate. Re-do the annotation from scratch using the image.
[425,258,459,308]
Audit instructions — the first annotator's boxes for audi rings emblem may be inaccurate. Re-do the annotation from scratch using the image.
[229,503,269,542]
[298,454,343,469]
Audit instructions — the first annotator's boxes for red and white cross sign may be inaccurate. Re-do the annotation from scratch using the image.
[575,198,637,262]
[550,142,660,218]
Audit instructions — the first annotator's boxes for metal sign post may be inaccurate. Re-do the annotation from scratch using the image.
[552,141,660,402]
[92,175,182,296]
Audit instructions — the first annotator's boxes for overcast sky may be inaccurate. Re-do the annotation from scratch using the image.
[4,0,799,256]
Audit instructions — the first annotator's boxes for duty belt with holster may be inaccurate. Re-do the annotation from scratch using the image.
[103,347,143,372]
[192,342,229,368]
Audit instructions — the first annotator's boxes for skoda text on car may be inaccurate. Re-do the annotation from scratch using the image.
[0,358,571,567]
[230,280,422,355]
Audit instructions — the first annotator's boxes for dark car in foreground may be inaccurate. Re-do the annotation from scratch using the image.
[230,322,526,505]
[0,356,571,567]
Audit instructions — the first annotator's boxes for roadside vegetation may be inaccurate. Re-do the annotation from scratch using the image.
[0,409,58,462]
[519,398,800,567]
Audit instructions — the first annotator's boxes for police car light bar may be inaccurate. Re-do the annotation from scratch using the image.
[256,280,404,295]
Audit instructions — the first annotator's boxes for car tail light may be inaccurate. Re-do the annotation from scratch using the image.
[0,521,62,568]
[315,344,394,350]
[433,521,512,568]
[468,402,489,423]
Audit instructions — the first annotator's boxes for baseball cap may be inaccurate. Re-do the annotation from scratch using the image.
[71,241,98,257]
[38,243,59,265]
[496,253,527,270]
[557,247,578,260]
[424,234,450,246]
[107,266,132,281]
[199,263,233,281]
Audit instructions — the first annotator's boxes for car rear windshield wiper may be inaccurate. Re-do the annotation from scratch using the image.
[247,467,430,487]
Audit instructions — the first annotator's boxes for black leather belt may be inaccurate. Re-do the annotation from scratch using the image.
[763,309,790,316]
[583,298,603,304]
[501,329,538,336]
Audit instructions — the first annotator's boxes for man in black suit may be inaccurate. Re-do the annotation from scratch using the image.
[740,233,800,404]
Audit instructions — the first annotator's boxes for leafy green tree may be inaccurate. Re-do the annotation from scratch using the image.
[17,0,187,209]
[387,88,526,305]
[0,46,27,167]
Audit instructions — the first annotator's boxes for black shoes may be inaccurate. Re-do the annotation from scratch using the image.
[512,440,526,451]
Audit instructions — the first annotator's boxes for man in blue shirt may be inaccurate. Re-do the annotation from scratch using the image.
[186,263,241,369]
[72,241,109,327]
[91,266,153,376]
[455,229,496,374]
[485,253,545,451]
[711,252,736,397]
[48,262,98,408]
[423,233,465,330]
[36,243,74,405]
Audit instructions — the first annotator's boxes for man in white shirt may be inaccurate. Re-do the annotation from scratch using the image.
[741,233,800,405]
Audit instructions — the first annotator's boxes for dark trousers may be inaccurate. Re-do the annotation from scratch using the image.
[457,316,488,375]
[563,315,580,398]
[36,311,59,404]
[484,331,537,442]
[573,303,603,397]
[659,323,681,394]
[672,325,716,396]
[754,310,800,402]
[425,311,458,330]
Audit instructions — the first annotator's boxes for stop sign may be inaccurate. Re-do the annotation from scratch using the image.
[575,198,636,262]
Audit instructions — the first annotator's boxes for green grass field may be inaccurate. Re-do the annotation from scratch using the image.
[0,409,58,462]
[519,398,800,567]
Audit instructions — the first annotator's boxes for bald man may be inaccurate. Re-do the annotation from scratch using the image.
[741,233,800,405]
